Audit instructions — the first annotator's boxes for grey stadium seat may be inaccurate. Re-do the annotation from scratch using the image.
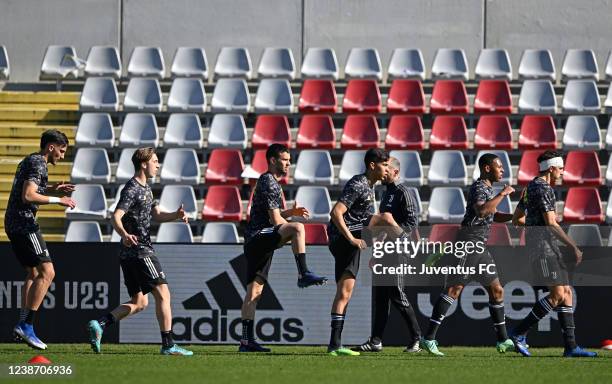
[207,114,247,149]
[562,115,602,150]
[127,46,165,78]
[70,148,111,184]
[301,48,339,80]
[492,186,512,213]
[388,150,423,186]
[294,186,332,222]
[473,150,512,184]
[75,113,114,148]
[518,80,556,113]
[475,49,512,80]
[561,49,599,81]
[567,224,603,246]
[202,222,240,243]
[65,221,103,242]
[258,47,296,79]
[79,77,119,112]
[607,194,612,224]
[107,185,124,215]
[427,187,466,224]
[171,47,208,79]
[84,46,121,78]
[119,113,159,147]
[159,185,198,220]
[66,184,107,220]
[339,150,367,184]
[0,45,10,79]
[344,48,382,80]
[428,150,468,186]
[562,79,601,113]
[293,150,334,185]
[160,148,200,185]
[164,113,203,149]
[116,148,137,183]
[123,78,162,112]
[214,47,253,79]
[387,48,425,80]
[210,78,251,113]
[606,51,612,80]
[605,85,612,112]
[606,119,612,150]
[518,49,556,80]
[431,48,469,80]
[254,79,294,113]
[156,222,193,243]
[167,78,206,112]
[40,45,79,80]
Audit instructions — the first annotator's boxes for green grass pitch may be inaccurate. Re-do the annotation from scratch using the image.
[0,344,611,384]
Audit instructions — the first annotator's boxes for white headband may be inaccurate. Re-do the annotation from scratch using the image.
[539,157,564,171]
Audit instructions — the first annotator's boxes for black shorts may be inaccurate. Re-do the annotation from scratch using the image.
[244,225,282,284]
[530,255,570,287]
[120,255,167,297]
[444,249,499,287]
[329,231,362,282]
[7,231,52,268]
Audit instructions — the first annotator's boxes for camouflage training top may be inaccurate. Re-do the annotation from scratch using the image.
[328,173,375,240]
[116,177,158,259]
[460,179,495,241]
[245,172,283,241]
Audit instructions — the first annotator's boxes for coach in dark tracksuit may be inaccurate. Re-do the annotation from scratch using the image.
[353,156,422,353]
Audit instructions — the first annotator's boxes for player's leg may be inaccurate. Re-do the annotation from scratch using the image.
[421,284,462,356]
[388,285,422,352]
[555,286,596,357]
[328,273,359,356]
[277,222,327,287]
[486,279,514,353]
[352,286,387,352]
[151,283,192,356]
[19,267,38,325]
[239,277,270,352]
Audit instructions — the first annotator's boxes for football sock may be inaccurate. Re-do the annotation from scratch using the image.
[329,313,345,350]
[425,294,454,340]
[97,313,116,329]
[555,306,577,350]
[24,309,36,326]
[241,319,255,342]
[489,300,508,342]
[19,308,27,323]
[294,253,308,276]
[513,297,553,336]
[161,331,174,348]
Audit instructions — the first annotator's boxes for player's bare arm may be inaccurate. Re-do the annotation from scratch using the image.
[112,208,138,247]
[22,180,76,208]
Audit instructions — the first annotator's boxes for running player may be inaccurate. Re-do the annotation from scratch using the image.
[87,147,193,356]
[510,150,596,358]
[7,129,76,350]
[239,144,327,352]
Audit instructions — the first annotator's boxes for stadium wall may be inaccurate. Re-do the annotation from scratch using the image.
[2,0,612,82]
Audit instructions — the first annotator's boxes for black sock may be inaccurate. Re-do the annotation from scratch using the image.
[556,306,577,350]
[294,253,308,276]
[425,294,454,340]
[161,331,174,348]
[24,309,36,325]
[329,313,345,350]
[19,308,27,323]
[514,297,553,336]
[489,300,508,342]
[97,313,116,329]
[397,303,422,342]
[241,319,254,342]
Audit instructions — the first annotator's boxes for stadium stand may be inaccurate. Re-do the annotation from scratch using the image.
[386,79,426,114]
[344,48,383,80]
[473,80,512,113]
[70,148,111,184]
[561,49,599,81]
[160,148,200,185]
[167,78,207,112]
[127,46,165,78]
[562,115,602,150]
[214,47,253,79]
[431,48,469,80]
[563,187,604,223]
[387,48,425,80]
[40,45,79,80]
[171,47,208,79]
[205,148,245,185]
[518,49,556,80]
[474,49,512,80]
[384,115,425,149]
[518,80,556,113]
[428,224,460,242]
[340,115,380,149]
[207,114,246,149]
[75,113,114,148]
[210,78,250,112]
[339,150,367,184]
[301,48,339,80]
[257,47,296,79]
[254,79,294,113]
[252,115,292,149]
[296,115,336,149]
[474,115,513,149]
[119,113,159,147]
[429,115,468,149]
[164,113,204,148]
[299,79,337,113]
[518,115,557,149]
[430,80,469,113]
[123,78,163,112]
[562,79,601,113]
[563,151,602,186]
[202,185,242,221]
[342,79,382,113]
[79,77,119,112]
[293,150,334,185]
[84,46,121,78]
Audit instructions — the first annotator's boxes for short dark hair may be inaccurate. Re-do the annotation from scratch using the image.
[131,147,156,170]
[537,150,563,164]
[266,143,289,162]
[40,129,69,149]
[478,153,499,170]
[364,148,389,168]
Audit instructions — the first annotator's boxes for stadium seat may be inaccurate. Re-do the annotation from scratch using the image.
[429,115,468,149]
[0,46,9,79]
[473,80,512,113]
[116,148,137,183]
[107,185,124,215]
[84,46,121,78]
[431,49,469,80]
[75,113,114,148]
[257,47,296,79]
[158,185,198,219]
[65,221,103,242]
[388,150,423,186]
[606,51,612,80]
[66,184,107,220]
[341,115,380,149]
[386,79,426,114]
[205,149,245,184]
[304,223,329,245]
[563,151,601,186]
[518,80,556,113]
[491,186,512,213]
[160,148,200,185]
[40,45,78,80]
[293,150,334,185]
[339,150,367,184]
[567,224,603,246]
[167,78,206,112]
[384,115,425,150]
[606,120,612,150]
[429,80,469,114]
[299,80,337,113]
[428,150,467,186]
[156,222,193,243]
[214,47,253,79]
[606,157,612,185]
[164,113,203,148]
[202,185,243,221]
[474,115,513,149]
[207,114,246,149]
[474,49,512,80]
[123,78,162,112]
[254,79,294,113]
[71,148,111,183]
[562,115,602,150]
[563,187,604,223]
[252,115,291,149]
[607,194,612,223]
[294,186,332,222]
[301,48,339,80]
[344,48,382,80]
[518,49,556,80]
[119,113,159,147]
[518,115,557,149]
[606,86,612,112]
[428,224,460,242]
[342,79,382,113]
[517,149,545,185]
[473,150,512,184]
[127,46,165,78]
[561,49,599,81]
[387,48,425,80]
[487,223,512,246]
[210,78,250,113]
[202,222,240,243]
[79,77,119,112]
[427,187,466,224]
[110,230,121,242]
[171,47,208,78]
[296,115,336,149]
[241,149,289,184]
[562,79,601,113]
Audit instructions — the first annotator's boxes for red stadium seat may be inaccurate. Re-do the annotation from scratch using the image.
[384,115,425,150]
[251,115,291,149]
[340,115,380,149]
[205,149,245,185]
[304,223,329,245]
[563,151,602,186]
[246,185,286,221]
[429,116,468,149]
[487,223,512,245]
[296,115,336,149]
[202,185,243,222]
[249,149,288,184]
[474,115,513,149]
[386,79,426,114]
[518,115,557,149]
[342,79,382,113]
[299,79,337,113]
[474,80,512,113]
[517,149,545,185]
[430,80,469,114]
[429,224,460,242]
[563,187,604,223]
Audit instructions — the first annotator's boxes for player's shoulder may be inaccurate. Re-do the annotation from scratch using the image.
[22,153,46,170]
[121,178,141,194]
[346,173,368,188]
[257,172,280,189]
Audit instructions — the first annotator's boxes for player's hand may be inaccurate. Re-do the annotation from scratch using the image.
[52,181,76,194]
[573,246,583,265]
[176,204,188,223]
[122,234,138,247]
[349,237,367,250]
[500,184,515,196]
[290,201,310,219]
[59,196,76,209]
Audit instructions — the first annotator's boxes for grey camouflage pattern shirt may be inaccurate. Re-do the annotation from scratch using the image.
[116,177,157,259]
[245,172,283,241]
[328,173,375,241]
[460,178,494,241]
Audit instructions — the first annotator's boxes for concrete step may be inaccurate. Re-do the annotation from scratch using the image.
[0,124,76,139]
[0,92,80,104]
[0,143,76,156]
[0,158,72,175]
[0,109,79,122]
